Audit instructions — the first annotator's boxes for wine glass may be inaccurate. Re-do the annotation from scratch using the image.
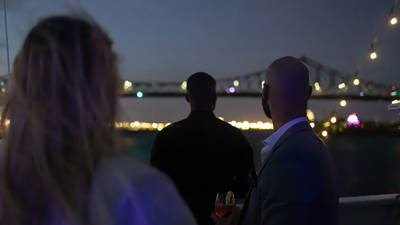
[215,191,235,217]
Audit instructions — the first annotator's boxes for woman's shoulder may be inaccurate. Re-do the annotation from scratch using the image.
[90,155,197,225]
[91,155,175,200]
[95,155,168,182]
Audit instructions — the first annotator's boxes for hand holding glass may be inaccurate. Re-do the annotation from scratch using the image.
[215,191,235,218]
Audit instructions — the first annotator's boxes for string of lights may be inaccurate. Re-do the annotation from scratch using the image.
[365,0,398,64]
[368,0,398,61]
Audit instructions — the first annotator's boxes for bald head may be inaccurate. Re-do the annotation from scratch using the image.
[262,56,312,127]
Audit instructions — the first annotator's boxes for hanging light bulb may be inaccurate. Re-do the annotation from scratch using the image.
[370,51,378,60]
[390,16,398,26]
[340,99,347,107]
[369,44,377,60]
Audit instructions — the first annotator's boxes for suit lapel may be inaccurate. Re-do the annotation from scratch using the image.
[256,121,311,177]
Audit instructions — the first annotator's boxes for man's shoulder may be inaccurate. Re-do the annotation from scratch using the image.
[264,129,331,175]
[277,129,327,157]
[215,119,244,134]
[158,119,188,134]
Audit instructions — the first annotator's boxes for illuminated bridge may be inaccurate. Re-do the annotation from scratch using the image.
[119,56,398,101]
[0,56,398,101]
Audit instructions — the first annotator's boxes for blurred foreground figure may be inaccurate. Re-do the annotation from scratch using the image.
[151,72,254,225]
[0,16,196,225]
[211,57,338,225]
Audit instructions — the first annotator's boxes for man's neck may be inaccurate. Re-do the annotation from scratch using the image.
[190,105,214,112]
[272,114,306,130]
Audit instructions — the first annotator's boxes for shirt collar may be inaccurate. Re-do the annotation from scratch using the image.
[263,117,308,148]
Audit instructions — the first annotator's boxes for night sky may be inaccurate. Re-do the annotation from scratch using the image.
[1,0,399,122]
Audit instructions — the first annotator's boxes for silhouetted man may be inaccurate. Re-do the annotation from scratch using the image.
[151,72,254,225]
[211,57,338,225]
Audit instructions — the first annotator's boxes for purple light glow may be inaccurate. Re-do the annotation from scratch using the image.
[360,92,364,97]
[226,87,236,94]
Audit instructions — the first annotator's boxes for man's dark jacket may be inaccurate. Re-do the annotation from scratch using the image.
[239,121,338,225]
[151,111,254,225]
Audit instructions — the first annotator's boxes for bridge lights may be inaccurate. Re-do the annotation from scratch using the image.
[321,130,328,138]
[136,91,144,98]
[330,116,337,124]
[314,82,321,92]
[124,80,133,90]
[390,16,398,26]
[338,83,346,89]
[353,78,360,86]
[181,81,187,90]
[226,87,236,94]
[340,99,347,107]
[233,80,239,87]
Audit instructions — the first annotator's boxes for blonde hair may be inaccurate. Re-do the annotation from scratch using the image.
[0,16,120,225]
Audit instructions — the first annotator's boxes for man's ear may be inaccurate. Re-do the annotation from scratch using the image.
[185,94,190,103]
[307,85,312,100]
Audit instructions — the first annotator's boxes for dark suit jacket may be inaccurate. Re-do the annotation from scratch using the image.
[239,121,338,225]
[151,111,254,225]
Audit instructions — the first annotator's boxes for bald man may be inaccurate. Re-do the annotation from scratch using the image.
[211,57,338,225]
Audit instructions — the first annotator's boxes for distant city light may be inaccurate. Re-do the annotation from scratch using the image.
[124,80,133,90]
[330,116,337,124]
[181,81,187,90]
[321,130,328,137]
[360,92,365,97]
[340,99,347,107]
[370,51,378,60]
[136,91,144,98]
[323,121,331,128]
[265,122,273,129]
[226,87,236,94]
[306,109,315,121]
[218,117,225,121]
[390,91,398,97]
[338,83,346,89]
[309,122,315,128]
[353,78,360,86]
[314,82,321,92]
[346,113,360,126]
[242,121,250,130]
[233,80,240,87]
[392,100,400,104]
[261,80,265,89]
[390,16,398,26]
